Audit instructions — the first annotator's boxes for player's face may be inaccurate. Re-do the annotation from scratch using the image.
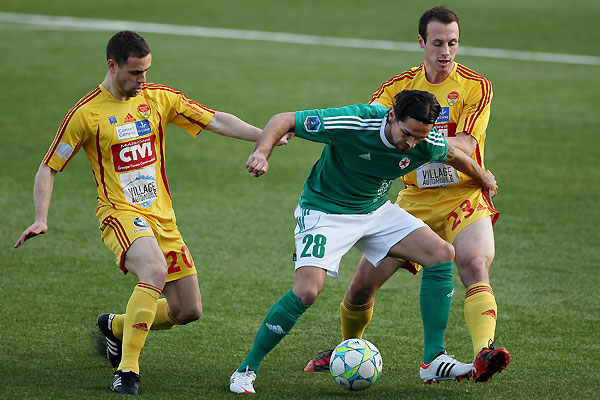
[386,113,432,153]
[419,21,459,78]
[113,54,152,99]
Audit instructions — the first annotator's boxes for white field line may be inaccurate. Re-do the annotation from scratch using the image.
[1,12,599,66]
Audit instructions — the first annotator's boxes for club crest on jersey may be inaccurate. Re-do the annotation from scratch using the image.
[399,157,411,169]
[304,116,321,132]
[447,91,459,106]
[137,104,151,118]
[108,115,118,125]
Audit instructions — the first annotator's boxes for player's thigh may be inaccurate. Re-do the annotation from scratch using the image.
[163,274,202,320]
[354,202,426,268]
[396,186,498,245]
[155,224,197,283]
[388,226,454,266]
[438,188,498,244]
[156,224,201,319]
[100,211,162,276]
[125,236,168,284]
[293,206,362,278]
[453,216,494,283]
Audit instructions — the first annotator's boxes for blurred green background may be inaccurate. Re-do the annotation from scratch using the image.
[1,1,598,399]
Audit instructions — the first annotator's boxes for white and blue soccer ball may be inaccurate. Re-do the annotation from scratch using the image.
[330,338,382,391]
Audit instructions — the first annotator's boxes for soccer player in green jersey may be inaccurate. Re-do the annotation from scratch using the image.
[304,6,509,383]
[229,90,497,394]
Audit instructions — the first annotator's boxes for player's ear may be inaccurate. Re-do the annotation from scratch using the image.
[107,59,118,73]
[418,35,425,49]
[388,107,396,122]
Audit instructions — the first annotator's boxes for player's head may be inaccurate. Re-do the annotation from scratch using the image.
[106,30,151,66]
[391,90,440,125]
[386,90,440,152]
[419,6,460,43]
[105,31,152,99]
[418,6,460,77]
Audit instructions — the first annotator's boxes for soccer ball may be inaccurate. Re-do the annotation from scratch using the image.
[330,338,382,391]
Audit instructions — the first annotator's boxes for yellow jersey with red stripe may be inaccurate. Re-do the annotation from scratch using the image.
[43,83,215,224]
[370,62,492,189]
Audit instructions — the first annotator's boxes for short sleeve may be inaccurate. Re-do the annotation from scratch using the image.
[43,109,87,172]
[294,109,332,144]
[168,92,216,137]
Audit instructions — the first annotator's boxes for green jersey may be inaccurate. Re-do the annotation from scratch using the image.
[294,104,448,214]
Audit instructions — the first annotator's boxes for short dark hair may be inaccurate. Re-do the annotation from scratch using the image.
[418,6,460,43]
[391,90,440,125]
[106,31,151,66]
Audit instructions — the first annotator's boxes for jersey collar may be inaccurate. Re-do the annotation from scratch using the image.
[380,115,395,149]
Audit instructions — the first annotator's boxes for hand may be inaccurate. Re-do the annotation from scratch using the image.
[15,221,48,248]
[246,152,269,177]
[482,170,498,199]
[276,131,295,146]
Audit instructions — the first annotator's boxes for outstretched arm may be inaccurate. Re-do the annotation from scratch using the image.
[206,111,262,142]
[446,132,477,157]
[15,163,57,248]
[205,111,292,145]
[443,144,497,199]
[246,112,296,177]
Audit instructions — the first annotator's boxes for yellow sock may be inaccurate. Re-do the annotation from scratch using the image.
[340,295,374,340]
[110,298,177,339]
[112,314,124,340]
[151,298,178,330]
[118,282,161,374]
[464,283,497,359]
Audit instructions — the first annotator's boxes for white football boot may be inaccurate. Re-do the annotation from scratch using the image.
[419,352,474,384]
[230,366,256,394]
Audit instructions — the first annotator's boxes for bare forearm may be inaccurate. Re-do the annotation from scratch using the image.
[33,163,56,223]
[445,145,497,197]
[15,163,56,248]
[246,112,295,177]
[206,111,261,142]
[446,133,477,156]
[254,112,295,157]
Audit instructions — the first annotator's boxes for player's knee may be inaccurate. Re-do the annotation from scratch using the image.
[174,305,203,324]
[295,286,321,306]
[456,255,492,283]
[470,256,491,272]
[169,297,203,324]
[132,260,168,289]
[433,241,455,264]
[148,262,168,286]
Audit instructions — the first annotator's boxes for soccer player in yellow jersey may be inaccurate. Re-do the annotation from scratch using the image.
[14,31,286,395]
[304,6,509,383]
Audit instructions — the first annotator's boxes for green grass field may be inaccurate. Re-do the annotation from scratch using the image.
[1,1,599,399]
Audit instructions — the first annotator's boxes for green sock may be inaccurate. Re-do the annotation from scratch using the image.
[238,289,309,373]
[420,261,454,364]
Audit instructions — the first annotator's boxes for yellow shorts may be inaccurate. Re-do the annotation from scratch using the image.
[395,185,499,274]
[99,209,197,282]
